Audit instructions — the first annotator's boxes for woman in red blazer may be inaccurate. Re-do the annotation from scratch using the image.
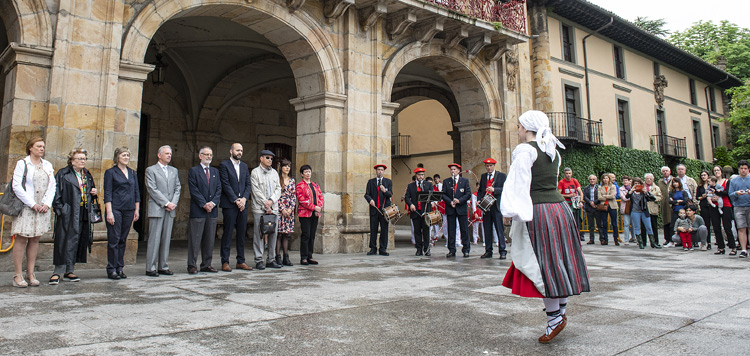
[296,165,324,265]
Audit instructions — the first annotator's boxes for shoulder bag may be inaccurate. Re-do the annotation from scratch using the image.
[259,214,277,235]
[0,160,28,216]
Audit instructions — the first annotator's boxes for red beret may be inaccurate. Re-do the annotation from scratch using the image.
[374,164,387,170]
[448,163,462,169]
[413,167,426,173]
[483,158,497,164]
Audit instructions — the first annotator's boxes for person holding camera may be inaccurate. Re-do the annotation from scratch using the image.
[626,177,658,249]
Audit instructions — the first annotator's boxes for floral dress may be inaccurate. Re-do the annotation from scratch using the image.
[12,163,53,237]
[278,177,296,233]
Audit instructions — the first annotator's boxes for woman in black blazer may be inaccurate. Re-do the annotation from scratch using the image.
[103,147,140,280]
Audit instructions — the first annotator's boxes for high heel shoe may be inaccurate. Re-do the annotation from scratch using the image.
[714,248,725,255]
[26,274,40,287]
[729,248,737,256]
[12,274,28,288]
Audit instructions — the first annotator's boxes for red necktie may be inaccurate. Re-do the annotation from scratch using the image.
[376,179,381,208]
[205,167,210,183]
[416,182,422,210]
[454,178,458,194]
[488,174,494,188]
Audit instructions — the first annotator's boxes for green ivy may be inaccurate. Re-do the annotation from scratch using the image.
[713,146,737,169]
[676,157,715,178]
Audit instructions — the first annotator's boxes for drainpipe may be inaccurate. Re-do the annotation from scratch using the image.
[582,17,613,121]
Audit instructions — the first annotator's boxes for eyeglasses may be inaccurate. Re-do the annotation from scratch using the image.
[262,156,273,160]
[73,157,87,161]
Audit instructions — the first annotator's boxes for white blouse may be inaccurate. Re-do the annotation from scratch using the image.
[500,143,560,222]
[11,156,56,208]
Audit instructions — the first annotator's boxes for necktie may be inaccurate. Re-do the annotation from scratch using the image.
[376,179,381,208]
[454,178,458,194]
[163,166,168,178]
[417,181,422,210]
[205,167,210,183]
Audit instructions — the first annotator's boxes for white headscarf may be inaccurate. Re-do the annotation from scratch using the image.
[518,110,565,160]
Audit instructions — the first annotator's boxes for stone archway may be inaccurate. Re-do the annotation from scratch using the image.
[0,0,53,48]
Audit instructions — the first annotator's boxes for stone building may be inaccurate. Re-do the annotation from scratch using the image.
[0,0,531,269]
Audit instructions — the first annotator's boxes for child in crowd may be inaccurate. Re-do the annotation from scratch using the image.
[674,208,693,251]
[707,176,724,214]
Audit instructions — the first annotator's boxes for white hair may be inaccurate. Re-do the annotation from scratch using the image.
[676,163,686,169]
[199,146,212,155]
[588,174,597,180]
[157,145,172,155]
[660,166,670,172]
[644,173,655,179]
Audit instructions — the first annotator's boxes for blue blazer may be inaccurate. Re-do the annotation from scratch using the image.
[442,176,472,216]
[188,165,221,218]
[218,159,251,209]
[103,166,140,211]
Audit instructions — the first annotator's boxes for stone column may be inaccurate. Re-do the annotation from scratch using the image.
[529,4,553,112]
[454,118,505,174]
[290,92,347,255]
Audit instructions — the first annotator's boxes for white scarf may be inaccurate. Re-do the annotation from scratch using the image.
[518,110,565,160]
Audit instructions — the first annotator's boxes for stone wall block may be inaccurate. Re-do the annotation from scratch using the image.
[29,101,48,126]
[63,104,99,130]
[10,99,31,126]
[16,66,50,101]
[71,18,105,45]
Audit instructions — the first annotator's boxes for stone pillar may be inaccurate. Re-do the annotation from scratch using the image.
[454,118,505,174]
[529,4,553,112]
[290,92,347,254]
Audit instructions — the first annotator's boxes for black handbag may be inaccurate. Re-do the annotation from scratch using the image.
[0,160,27,217]
[259,214,277,235]
[90,196,103,224]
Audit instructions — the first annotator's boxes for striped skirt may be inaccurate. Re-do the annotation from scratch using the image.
[504,202,590,298]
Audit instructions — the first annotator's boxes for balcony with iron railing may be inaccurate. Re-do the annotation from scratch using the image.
[422,0,528,34]
[651,134,687,158]
[546,112,603,146]
[392,134,411,158]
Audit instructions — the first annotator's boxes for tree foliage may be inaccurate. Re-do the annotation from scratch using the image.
[633,16,670,37]
[669,20,750,80]
[725,83,750,160]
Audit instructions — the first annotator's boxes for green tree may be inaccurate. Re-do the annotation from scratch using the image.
[669,20,750,80]
[725,83,750,159]
[633,16,670,37]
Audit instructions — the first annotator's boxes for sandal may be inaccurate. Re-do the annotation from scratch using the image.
[714,248,725,255]
[12,274,28,288]
[729,248,737,256]
[64,273,80,282]
[49,274,61,285]
[26,274,40,287]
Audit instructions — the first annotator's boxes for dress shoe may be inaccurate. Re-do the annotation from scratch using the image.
[107,272,121,280]
[379,251,389,256]
[222,263,232,272]
[424,251,431,256]
[586,240,595,245]
[255,262,266,270]
[300,260,309,265]
[480,252,492,259]
[158,269,173,276]
[118,271,127,279]
[366,250,377,255]
[416,250,423,256]
[200,266,218,273]
[267,261,282,268]
[188,267,198,274]
[499,251,507,260]
[236,263,253,270]
[307,259,319,265]
[446,252,456,258]
[145,271,159,277]
[463,252,470,258]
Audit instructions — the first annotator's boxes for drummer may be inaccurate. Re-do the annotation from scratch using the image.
[405,167,433,256]
[478,158,507,259]
[364,164,393,256]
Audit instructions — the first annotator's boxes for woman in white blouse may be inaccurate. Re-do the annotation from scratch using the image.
[11,137,56,287]
[500,111,590,343]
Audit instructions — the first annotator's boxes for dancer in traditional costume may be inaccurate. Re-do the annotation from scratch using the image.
[500,110,590,343]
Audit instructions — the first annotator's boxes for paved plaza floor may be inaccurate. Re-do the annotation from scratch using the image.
[2,228,749,355]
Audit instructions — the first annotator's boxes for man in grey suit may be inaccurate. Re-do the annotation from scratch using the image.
[250,150,282,270]
[186,146,221,274]
[145,145,181,276]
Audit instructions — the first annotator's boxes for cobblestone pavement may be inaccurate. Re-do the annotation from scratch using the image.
[2,229,749,355]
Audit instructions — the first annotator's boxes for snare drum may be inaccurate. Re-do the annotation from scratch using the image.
[383,205,400,221]
[478,194,497,212]
[424,210,443,227]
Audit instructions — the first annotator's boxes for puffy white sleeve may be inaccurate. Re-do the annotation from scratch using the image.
[500,144,537,222]
[41,159,56,207]
[12,159,35,208]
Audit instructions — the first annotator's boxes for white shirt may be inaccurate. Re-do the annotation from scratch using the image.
[12,156,56,208]
[230,157,241,182]
[679,175,693,199]
[500,143,560,222]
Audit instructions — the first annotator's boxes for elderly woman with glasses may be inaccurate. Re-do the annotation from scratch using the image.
[49,148,98,285]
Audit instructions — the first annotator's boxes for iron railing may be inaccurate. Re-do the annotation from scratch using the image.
[546,112,604,146]
[652,134,687,158]
[423,0,527,34]
[392,134,411,157]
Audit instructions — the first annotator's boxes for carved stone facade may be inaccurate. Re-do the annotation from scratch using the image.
[0,0,531,270]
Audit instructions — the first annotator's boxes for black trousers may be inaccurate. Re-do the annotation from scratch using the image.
[700,206,718,246]
[412,216,430,252]
[584,208,599,241]
[483,208,505,253]
[599,208,619,243]
[447,214,470,254]
[299,215,319,260]
[106,209,134,274]
[719,206,737,249]
[640,214,660,242]
[221,207,248,264]
[369,213,389,252]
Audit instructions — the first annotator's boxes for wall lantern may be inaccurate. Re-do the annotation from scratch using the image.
[151,52,167,86]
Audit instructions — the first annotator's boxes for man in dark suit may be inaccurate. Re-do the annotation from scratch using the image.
[478,158,507,259]
[582,174,601,244]
[186,146,221,274]
[218,143,253,271]
[442,163,472,257]
[405,167,433,256]
[364,164,393,256]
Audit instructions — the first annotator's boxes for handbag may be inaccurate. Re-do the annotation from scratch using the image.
[0,160,28,217]
[90,196,103,224]
[597,201,609,212]
[259,214,277,235]
[624,199,632,215]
